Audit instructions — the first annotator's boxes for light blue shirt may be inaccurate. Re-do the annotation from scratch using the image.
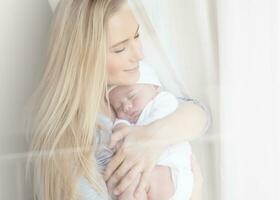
[78,114,114,200]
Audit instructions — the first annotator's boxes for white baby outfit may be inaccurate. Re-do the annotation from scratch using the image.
[112,61,194,200]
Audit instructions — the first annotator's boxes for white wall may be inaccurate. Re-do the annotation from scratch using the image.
[0,0,52,199]
[217,0,280,199]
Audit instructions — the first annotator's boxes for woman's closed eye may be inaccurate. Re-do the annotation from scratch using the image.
[114,47,125,53]
[114,33,141,54]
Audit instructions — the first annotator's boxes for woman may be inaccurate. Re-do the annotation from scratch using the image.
[26,0,210,199]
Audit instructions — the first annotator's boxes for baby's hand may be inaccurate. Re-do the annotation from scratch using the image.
[113,123,129,132]
[109,123,130,149]
[110,123,129,151]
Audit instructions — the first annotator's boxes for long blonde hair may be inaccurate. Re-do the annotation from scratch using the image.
[24,0,126,199]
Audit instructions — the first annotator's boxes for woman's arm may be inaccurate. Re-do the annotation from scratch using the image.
[148,98,211,146]
[109,98,211,149]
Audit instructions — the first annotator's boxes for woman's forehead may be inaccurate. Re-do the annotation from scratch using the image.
[107,5,139,47]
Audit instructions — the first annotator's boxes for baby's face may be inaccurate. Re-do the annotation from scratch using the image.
[109,84,159,123]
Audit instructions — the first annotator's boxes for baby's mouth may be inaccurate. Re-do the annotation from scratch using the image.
[130,111,140,122]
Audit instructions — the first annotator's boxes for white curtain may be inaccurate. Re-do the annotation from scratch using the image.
[217,0,280,199]
[137,0,220,199]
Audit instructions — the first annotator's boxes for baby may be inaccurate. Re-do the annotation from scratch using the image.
[108,64,194,200]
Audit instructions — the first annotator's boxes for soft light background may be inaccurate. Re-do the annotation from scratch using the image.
[0,0,279,200]
[0,0,52,199]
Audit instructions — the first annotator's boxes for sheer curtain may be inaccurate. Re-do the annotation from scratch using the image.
[217,0,280,199]
[137,0,220,200]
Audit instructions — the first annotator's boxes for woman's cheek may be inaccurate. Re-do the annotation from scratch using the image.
[107,62,121,76]
[107,54,127,75]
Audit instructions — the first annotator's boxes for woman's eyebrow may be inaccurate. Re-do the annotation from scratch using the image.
[110,24,140,48]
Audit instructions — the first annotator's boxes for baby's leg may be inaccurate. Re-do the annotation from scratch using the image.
[147,165,175,200]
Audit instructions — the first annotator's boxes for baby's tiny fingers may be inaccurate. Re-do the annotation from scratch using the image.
[109,129,129,148]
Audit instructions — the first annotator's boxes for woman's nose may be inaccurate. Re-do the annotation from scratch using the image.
[129,41,144,62]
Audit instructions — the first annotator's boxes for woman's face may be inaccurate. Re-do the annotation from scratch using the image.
[106,3,144,86]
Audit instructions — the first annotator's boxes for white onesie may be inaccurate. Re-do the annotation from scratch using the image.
[113,91,194,200]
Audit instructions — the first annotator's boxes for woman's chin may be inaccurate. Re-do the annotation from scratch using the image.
[108,69,140,86]
[123,69,140,84]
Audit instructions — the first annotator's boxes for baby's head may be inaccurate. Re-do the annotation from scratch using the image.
[109,84,160,123]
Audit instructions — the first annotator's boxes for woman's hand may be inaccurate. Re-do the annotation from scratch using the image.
[117,173,148,200]
[104,125,166,198]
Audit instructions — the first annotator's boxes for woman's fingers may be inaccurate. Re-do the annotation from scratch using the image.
[135,167,153,198]
[134,188,148,200]
[104,149,125,181]
[118,173,141,200]
[114,165,141,195]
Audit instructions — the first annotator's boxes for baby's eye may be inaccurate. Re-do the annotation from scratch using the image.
[128,93,136,100]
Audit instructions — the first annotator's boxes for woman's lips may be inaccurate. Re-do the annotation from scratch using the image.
[124,65,139,72]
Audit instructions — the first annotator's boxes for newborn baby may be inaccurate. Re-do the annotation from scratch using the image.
[108,65,194,200]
